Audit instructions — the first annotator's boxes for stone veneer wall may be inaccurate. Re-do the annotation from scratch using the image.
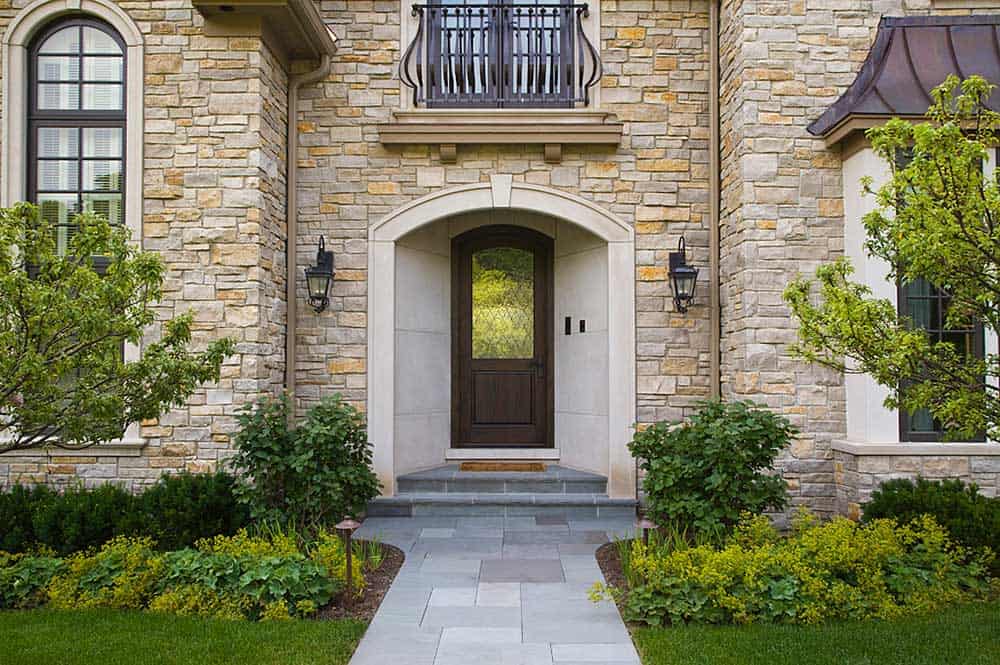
[0,0,288,488]
[835,449,1000,520]
[295,0,715,425]
[715,0,988,516]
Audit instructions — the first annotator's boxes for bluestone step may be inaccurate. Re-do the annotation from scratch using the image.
[395,464,608,495]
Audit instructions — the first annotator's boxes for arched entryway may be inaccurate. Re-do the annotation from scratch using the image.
[368,176,636,498]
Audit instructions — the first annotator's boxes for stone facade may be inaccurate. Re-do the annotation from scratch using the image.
[0,0,997,513]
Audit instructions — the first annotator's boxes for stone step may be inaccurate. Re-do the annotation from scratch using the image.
[396,464,608,495]
[366,492,637,519]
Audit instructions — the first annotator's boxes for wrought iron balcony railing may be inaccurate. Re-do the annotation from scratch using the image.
[400,2,601,108]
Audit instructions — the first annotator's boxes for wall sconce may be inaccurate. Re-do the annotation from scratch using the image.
[668,236,698,314]
[305,236,334,313]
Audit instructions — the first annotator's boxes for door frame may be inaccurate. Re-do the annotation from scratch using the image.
[451,225,554,448]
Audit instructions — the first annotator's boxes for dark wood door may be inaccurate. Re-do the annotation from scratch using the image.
[453,226,553,447]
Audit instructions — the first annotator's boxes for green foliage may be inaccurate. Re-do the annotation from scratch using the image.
[603,512,993,627]
[784,75,1000,439]
[47,536,165,610]
[0,203,234,452]
[0,474,248,555]
[14,528,342,621]
[30,484,141,556]
[138,472,251,551]
[0,554,65,609]
[0,485,49,552]
[230,393,380,532]
[629,400,793,533]
[863,477,1000,573]
[311,529,364,593]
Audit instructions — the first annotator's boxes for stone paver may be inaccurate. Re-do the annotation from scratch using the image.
[349,516,638,665]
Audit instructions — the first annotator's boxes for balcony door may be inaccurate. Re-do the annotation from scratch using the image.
[452,226,553,447]
[426,0,576,107]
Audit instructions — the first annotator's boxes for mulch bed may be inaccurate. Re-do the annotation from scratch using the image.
[596,540,633,618]
[317,541,405,622]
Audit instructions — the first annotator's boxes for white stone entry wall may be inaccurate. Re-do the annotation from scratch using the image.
[392,210,611,480]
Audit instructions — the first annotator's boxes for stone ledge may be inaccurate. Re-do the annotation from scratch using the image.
[832,440,1000,456]
[2,441,147,458]
[378,110,624,163]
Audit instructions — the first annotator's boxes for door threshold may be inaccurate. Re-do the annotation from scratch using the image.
[445,448,560,461]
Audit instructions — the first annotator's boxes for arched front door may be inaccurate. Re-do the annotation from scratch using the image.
[452,225,554,447]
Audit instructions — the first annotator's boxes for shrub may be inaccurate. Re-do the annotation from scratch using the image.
[0,473,247,555]
[862,477,1000,573]
[601,512,993,627]
[230,393,380,532]
[47,536,164,610]
[0,485,50,553]
[31,484,142,556]
[139,473,249,551]
[629,399,794,533]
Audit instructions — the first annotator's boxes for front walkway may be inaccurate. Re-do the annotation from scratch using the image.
[350,515,640,665]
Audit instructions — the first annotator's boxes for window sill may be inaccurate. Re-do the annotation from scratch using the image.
[1,440,146,457]
[832,440,999,456]
[378,109,623,163]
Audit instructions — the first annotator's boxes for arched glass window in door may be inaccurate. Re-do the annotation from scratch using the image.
[28,17,126,253]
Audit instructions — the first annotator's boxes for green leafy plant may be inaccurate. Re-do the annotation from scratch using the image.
[0,203,234,452]
[0,554,65,608]
[629,399,794,533]
[230,393,380,532]
[353,537,384,572]
[30,484,142,556]
[600,512,993,627]
[47,536,165,610]
[0,474,247,555]
[139,473,250,551]
[863,477,1000,573]
[784,75,1000,440]
[312,530,364,593]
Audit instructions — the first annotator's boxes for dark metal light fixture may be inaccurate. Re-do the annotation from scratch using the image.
[335,517,362,607]
[305,236,334,313]
[668,236,699,314]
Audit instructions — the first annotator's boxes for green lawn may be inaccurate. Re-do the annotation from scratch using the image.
[633,601,1000,665]
[0,609,367,665]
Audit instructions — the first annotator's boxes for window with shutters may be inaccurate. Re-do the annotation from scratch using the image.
[27,17,126,254]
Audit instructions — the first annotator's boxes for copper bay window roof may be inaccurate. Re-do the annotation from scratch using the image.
[808,15,1000,144]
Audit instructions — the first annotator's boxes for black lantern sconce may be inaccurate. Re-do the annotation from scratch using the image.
[668,237,699,314]
[305,236,335,313]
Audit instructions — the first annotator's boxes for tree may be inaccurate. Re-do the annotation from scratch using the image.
[784,75,1000,441]
[0,203,234,452]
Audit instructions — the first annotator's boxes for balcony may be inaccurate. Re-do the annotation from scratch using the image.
[382,2,621,162]
[400,2,600,108]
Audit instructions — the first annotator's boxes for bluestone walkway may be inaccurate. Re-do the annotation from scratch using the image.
[349,515,640,665]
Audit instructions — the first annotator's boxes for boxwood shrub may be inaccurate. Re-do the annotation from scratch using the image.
[0,472,248,555]
[862,477,1000,573]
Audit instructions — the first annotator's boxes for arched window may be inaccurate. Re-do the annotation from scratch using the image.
[27,17,125,252]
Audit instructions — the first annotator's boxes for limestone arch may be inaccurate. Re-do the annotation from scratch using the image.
[367,177,637,498]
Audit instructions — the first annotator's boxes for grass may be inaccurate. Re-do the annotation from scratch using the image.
[633,601,1000,665]
[0,609,367,665]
